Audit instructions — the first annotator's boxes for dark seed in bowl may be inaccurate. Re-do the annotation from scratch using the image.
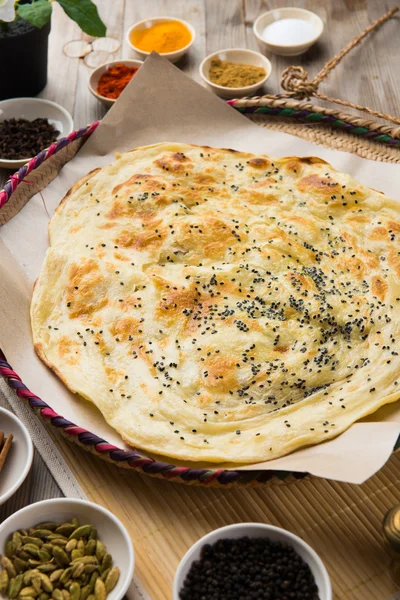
[179,535,320,600]
[0,118,59,160]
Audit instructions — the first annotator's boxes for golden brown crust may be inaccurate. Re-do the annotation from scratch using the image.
[31,142,400,464]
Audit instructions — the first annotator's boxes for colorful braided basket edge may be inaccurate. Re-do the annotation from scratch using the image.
[1,106,399,487]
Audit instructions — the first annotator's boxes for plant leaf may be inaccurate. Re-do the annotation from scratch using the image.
[17,0,52,29]
[56,0,106,37]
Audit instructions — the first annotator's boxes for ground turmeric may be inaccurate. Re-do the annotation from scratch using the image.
[130,20,192,54]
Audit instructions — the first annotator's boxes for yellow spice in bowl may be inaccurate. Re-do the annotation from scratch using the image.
[208,58,266,88]
[130,20,192,54]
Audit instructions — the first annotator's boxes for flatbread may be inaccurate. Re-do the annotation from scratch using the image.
[31,143,400,463]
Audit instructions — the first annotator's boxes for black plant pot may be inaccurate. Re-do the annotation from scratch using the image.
[0,19,51,100]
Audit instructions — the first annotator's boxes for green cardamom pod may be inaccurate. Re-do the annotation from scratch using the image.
[32,575,42,594]
[71,564,84,579]
[2,556,17,578]
[79,584,91,600]
[84,541,96,557]
[19,586,38,597]
[6,540,16,558]
[55,524,75,538]
[88,572,98,592]
[41,545,53,555]
[94,543,105,563]
[50,539,67,548]
[69,582,80,600]
[14,558,28,574]
[23,570,38,586]
[9,573,24,599]
[59,568,72,586]
[100,555,111,573]
[12,533,23,551]
[71,557,97,566]
[52,589,64,600]
[62,590,70,600]
[65,540,77,554]
[22,538,43,548]
[88,529,97,542]
[38,574,53,594]
[104,568,119,593]
[52,547,69,567]
[71,519,79,528]
[36,564,57,574]
[70,550,84,562]
[27,560,41,567]
[82,566,97,575]
[22,545,41,557]
[34,523,58,532]
[0,569,9,593]
[38,551,52,563]
[69,526,92,541]
[87,595,95,600]
[94,579,106,600]
[99,570,109,584]
[49,569,63,584]
[46,535,67,542]
[31,531,54,540]
[39,593,50,600]
[17,551,31,561]
[77,542,85,552]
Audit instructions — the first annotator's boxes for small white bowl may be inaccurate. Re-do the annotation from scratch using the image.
[174,523,332,600]
[199,48,272,99]
[253,8,324,56]
[0,98,74,170]
[126,16,195,63]
[0,408,33,505]
[0,498,134,600]
[89,59,144,107]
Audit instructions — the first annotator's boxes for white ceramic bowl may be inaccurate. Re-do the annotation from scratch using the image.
[199,48,272,99]
[0,408,33,505]
[0,498,134,600]
[174,523,332,600]
[126,16,195,63]
[0,98,74,170]
[89,59,144,107]
[253,7,324,56]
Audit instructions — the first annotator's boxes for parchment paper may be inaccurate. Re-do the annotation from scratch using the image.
[1,53,400,484]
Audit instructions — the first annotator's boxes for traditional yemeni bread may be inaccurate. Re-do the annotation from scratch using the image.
[31,143,400,463]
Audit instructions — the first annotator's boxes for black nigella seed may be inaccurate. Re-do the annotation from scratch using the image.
[179,536,320,600]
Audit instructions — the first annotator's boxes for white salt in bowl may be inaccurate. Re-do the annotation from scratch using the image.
[199,48,272,99]
[253,7,324,56]
[173,523,332,600]
[0,498,135,600]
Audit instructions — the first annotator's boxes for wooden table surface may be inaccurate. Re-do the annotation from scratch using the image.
[2,2,400,600]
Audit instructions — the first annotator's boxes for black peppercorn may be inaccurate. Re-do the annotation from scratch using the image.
[179,536,320,600]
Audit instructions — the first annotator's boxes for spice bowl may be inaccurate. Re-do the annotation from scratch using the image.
[199,48,272,99]
[0,98,74,170]
[126,16,196,63]
[253,7,324,56]
[173,523,332,600]
[0,408,34,505]
[88,59,144,107]
[0,498,135,600]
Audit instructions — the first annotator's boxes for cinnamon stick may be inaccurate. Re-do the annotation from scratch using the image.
[0,432,13,471]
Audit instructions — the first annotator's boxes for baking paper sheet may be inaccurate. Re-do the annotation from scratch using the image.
[1,53,400,484]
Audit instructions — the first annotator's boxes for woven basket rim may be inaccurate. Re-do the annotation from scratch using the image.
[0,101,399,487]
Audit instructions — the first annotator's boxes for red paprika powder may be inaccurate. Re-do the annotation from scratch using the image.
[97,64,139,100]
